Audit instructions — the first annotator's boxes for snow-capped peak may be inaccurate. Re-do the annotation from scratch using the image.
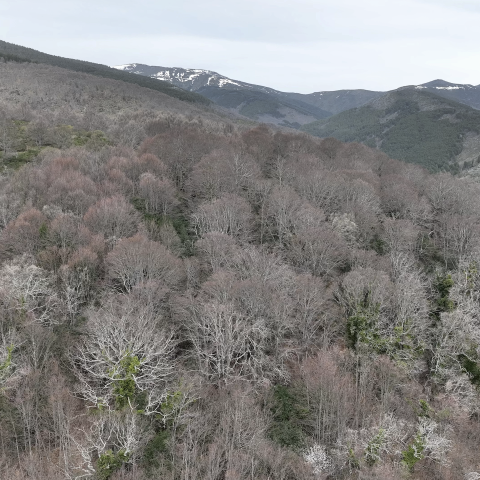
[111,64,246,92]
[416,79,475,91]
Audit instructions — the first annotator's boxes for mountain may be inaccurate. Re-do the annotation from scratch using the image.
[415,79,480,110]
[114,64,480,121]
[112,63,390,123]
[0,40,210,105]
[112,64,261,92]
[285,89,384,115]
[0,59,237,170]
[301,87,480,172]
[113,63,335,127]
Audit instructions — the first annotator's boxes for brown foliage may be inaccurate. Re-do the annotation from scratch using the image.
[106,233,184,292]
[83,195,140,241]
[0,208,47,258]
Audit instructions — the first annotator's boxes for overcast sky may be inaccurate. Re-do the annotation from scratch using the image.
[1,0,479,93]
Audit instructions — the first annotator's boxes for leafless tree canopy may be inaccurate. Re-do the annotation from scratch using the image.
[0,60,480,480]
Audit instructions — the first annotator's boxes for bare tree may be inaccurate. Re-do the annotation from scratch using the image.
[138,173,179,216]
[84,195,140,242]
[264,185,303,244]
[191,193,252,240]
[195,232,241,274]
[301,350,356,446]
[0,254,59,325]
[290,224,349,277]
[0,328,21,390]
[71,294,175,413]
[0,189,22,230]
[70,409,151,479]
[389,252,430,361]
[176,296,282,383]
[46,169,98,215]
[293,274,333,346]
[189,148,260,200]
[106,234,184,292]
[0,208,48,258]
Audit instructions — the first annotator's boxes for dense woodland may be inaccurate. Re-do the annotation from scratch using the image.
[1,60,480,480]
[0,40,210,105]
[301,89,480,174]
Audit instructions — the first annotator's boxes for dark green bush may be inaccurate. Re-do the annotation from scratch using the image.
[268,385,308,450]
[97,449,129,480]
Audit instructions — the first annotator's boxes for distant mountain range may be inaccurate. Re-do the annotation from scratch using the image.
[1,37,479,174]
[112,64,381,127]
[113,64,480,121]
[112,64,480,172]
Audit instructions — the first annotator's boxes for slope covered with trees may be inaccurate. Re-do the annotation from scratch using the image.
[0,40,210,105]
[0,61,236,169]
[301,88,480,173]
[1,58,480,480]
[112,63,376,125]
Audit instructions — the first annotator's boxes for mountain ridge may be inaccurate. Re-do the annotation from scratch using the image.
[301,86,480,172]
[112,63,380,126]
[112,63,480,128]
[0,40,210,105]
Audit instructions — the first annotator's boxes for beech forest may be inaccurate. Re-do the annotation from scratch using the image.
[0,61,480,480]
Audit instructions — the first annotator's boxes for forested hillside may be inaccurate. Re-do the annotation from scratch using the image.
[113,63,332,127]
[1,58,480,480]
[302,88,480,173]
[0,61,235,169]
[0,40,210,105]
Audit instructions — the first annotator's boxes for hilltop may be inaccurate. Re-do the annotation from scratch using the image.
[301,87,480,172]
[416,79,480,110]
[0,61,238,169]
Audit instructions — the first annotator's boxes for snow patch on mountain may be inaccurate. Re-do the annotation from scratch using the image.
[218,78,241,87]
[435,86,465,90]
[112,64,138,71]
[416,85,470,90]
[112,64,244,90]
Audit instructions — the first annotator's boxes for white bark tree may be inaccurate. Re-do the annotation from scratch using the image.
[191,193,252,240]
[180,299,274,382]
[70,295,175,413]
[70,410,149,479]
[0,254,59,325]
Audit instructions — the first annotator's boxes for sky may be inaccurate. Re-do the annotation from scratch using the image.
[1,0,480,93]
